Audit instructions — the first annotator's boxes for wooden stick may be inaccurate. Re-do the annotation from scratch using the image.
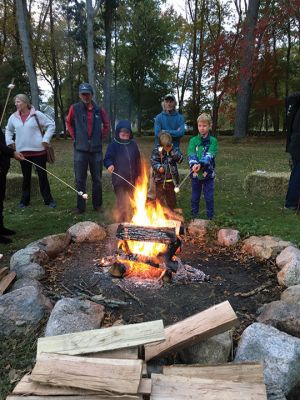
[0,78,14,126]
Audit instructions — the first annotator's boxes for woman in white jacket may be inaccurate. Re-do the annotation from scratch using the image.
[5,94,56,208]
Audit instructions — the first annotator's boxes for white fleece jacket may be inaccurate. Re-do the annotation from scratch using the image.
[5,107,55,152]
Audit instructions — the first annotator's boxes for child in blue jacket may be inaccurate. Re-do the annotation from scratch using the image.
[104,120,141,222]
[188,113,218,219]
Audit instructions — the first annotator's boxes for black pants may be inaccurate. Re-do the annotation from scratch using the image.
[20,154,54,205]
[156,181,176,210]
[285,159,300,208]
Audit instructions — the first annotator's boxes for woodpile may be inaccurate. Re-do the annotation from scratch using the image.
[8,301,268,399]
[0,267,16,295]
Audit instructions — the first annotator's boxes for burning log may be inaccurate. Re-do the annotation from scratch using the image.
[116,223,177,244]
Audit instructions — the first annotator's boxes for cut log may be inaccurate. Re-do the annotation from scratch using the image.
[116,223,176,244]
[0,271,16,295]
[37,319,164,357]
[144,301,239,361]
[30,353,143,394]
[0,266,9,280]
[13,374,150,396]
[150,373,267,400]
[163,362,264,384]
[8,396,142,400]
[87,347,139,359]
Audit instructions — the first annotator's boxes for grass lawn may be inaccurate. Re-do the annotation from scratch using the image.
[0,134,299,398]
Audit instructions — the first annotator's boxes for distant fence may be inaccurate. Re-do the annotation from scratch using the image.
[138,129,286,137]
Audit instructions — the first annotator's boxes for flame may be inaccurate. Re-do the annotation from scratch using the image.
[125,163,172,257]
[119,259,163,279]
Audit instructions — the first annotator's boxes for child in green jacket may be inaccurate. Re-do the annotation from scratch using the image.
[188,113,218,219]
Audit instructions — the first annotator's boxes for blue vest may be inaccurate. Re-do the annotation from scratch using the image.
[73,101,102,152]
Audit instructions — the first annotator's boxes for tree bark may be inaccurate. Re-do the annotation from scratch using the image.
[15,0,39,109]
[233,0,260,139]
[104,0,114,131]
[86,0,96,99]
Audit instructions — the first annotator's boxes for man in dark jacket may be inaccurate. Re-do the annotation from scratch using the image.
[0,127,24,244]
[285,93,300,210]
[104,120,141,222]
[66,83,110,213]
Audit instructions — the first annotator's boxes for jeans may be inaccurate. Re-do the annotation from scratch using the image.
[191,177,214,219]
[74,150,102,211]
[285,159,300,208]
[20,154,54,205]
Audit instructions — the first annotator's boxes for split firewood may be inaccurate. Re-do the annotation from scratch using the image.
[0,271,16,295]
[0,266,8,280]
[234,281,273,298]
[116,223,177,244]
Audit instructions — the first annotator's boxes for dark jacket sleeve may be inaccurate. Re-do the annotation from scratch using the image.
[0,127,14,158]
[151,147,163,172]
[103,142,115,168]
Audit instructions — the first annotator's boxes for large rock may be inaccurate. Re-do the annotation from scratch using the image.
[179,330,232,364]
[281,285,300,304]
[0,286,52,337]
[44,297,105,336]
[36,233,71,258]
[10,245,48,270]
[277,258,300,288]
[67,221,106,243]
[11,262,46,280]
[242,236,293,260]
[234,322,300,396]
[276,246,300,269]
[187,219,209,239]
[257,300,300,338]
[217,229,240,247]
[10,277,44,292]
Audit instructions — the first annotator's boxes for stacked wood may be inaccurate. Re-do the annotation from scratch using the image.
[116,223,177,244]
[0,271,16,295]
[7,302,267,400]
[144,300,239,361]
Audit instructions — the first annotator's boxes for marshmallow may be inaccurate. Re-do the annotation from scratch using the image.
[174,186,180,193]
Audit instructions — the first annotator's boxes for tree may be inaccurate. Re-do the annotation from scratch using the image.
[233,0,260,138]
[15,0,39,108]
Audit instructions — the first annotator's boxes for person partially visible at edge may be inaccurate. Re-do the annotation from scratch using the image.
[188,113,218,220]
[151,131,183,211]
[5,94,56,209]
[0,127,24,244]
[285,92,300,210]
[103,120,141,222]
[148,93,185,201]
[66,83,110,214]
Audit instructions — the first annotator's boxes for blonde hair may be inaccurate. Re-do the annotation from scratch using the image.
[14,94,31,109]
[197,113,211,125]
[159,131,172,147]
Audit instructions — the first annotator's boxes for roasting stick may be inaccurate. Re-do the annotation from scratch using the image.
[0,79,15,126]
[111,171,137,190]
[23,158,88,198]
[177,170,193,190]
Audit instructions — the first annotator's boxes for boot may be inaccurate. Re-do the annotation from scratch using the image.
[0,216,16,236]
[0,235,12,244]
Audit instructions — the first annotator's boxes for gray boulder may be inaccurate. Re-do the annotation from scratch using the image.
[36,233,71,258]
[257,300,300,338]
[0,286,52,337]
[11,262,45,280]
[67,221,106,243]
[10,245,48,270]
[281,285,300,304]
[242,236,293,260]
[44,297,105,336]
[234,322,300,396]
[10,278,43,292]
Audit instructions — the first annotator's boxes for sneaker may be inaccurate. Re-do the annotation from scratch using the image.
[18,202,26,209]
[0,227,16,236]
[72,207,85,214]
[48,201,57,209]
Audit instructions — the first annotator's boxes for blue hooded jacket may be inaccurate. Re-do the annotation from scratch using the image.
[103,120,141,188]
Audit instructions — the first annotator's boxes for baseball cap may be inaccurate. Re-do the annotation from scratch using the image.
[79,83,93,94]
[164,93,176,101]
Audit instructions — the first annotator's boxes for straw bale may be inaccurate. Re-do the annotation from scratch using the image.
[244,171,290,197]
[6,173,39,199]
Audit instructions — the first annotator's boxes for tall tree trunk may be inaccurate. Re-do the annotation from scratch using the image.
[233,0,260,139]
[189,0,199,132]
[15,0,39,108]
[86,0,96,98]
[104,0,113,132]
[49,0,59,138]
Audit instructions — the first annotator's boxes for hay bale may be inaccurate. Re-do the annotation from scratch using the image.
[244,171,290,197]
[6,173,39,199]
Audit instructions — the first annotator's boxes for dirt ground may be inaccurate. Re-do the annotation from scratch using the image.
[42,230,282,345]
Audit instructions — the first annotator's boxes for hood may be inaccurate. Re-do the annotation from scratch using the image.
[115,120,133,141]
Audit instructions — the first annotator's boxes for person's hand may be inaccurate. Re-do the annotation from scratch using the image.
[42,142,49,149]
[192,164,200,173]
[108,165,114,173]
[203,171,208,178]
[164,144,173,152]
[14,151,25,161]
[159,167,164,173]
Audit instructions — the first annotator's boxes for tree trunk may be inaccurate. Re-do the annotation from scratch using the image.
[233,0,260,139]
[86,0,96,99]
[49,0,59,138]
[104,0,114,132]
[15,0,39,109]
